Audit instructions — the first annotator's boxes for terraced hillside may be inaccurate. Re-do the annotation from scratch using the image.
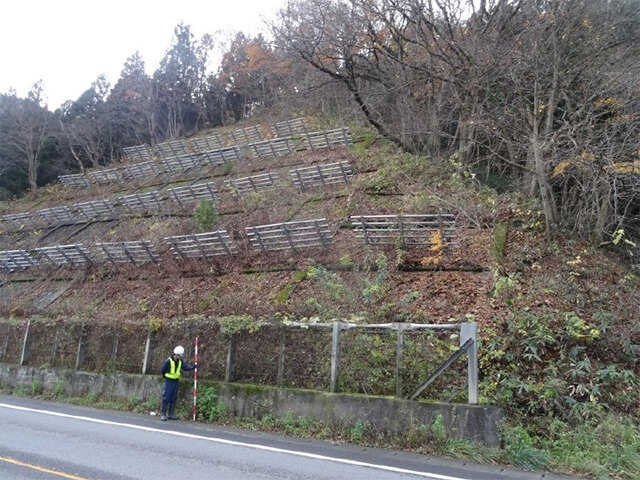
[0,118,495,395]
[2,117,640,477]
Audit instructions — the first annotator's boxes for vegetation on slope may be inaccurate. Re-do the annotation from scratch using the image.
[2,138,640,477]
[1,0,640,477]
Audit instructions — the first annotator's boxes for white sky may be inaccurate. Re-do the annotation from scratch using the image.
[0,0,287,109]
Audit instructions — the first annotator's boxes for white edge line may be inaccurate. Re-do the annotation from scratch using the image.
[0,402,470,480]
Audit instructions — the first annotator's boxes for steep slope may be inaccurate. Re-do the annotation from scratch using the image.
[2,121,640,477]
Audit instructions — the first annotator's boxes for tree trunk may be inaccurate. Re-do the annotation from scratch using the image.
[531,114,557,239]
[27,153,38,194]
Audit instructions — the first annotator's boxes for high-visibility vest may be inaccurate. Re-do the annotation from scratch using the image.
[165,357,182,379]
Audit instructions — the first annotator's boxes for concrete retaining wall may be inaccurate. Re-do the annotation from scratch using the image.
[0,364,161,401]
[0,364,503,446]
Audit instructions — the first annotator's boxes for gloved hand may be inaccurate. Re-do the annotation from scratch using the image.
[193,363,198,369]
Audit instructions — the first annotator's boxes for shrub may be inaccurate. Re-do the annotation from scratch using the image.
[193,200,218,232]
[350,420,367,442]
[198,386,225,421]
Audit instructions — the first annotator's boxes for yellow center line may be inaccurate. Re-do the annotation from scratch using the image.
[0,455,96,480]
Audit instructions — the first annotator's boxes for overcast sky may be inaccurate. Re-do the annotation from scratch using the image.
[0,0,287,109]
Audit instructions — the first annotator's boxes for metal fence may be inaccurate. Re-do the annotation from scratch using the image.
[0,319,478,404]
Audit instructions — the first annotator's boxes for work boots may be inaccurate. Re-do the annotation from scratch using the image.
[168,403,178,420]
[161,402,168,421]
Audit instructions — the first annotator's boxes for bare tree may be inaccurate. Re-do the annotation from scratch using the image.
[273,0,640,241]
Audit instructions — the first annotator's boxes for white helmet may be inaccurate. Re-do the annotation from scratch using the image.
[173,345,185,356]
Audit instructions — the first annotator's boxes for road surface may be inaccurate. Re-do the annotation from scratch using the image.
[0,395,574,480]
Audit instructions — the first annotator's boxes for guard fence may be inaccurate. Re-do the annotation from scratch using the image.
[0,318,478,404]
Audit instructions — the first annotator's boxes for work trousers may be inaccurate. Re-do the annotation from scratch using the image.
[162,378,179,404]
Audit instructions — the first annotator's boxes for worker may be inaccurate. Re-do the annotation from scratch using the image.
[160,345,197,421]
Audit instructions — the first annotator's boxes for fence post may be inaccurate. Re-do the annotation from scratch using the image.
[0,324,8,362]
[142,331,154,374]
[75,321,87,371]
[460,322,478,405]
[20,320,32,366]
[225,334,236,382]
[277,328,286,386]
[330,321,342,393]
[111,332,119,372]
[395,323,404,398]
[50,327,60,367]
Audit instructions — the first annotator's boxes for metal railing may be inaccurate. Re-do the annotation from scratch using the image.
[1,320,477,404]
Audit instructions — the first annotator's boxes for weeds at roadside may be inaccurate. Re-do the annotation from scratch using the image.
[198,385,225,421]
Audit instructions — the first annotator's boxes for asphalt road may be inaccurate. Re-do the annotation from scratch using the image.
[0,395,576,480]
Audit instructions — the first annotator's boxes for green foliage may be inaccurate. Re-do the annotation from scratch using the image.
[307,265,340,294]
[52,382,65,400]
[360,167,398,195]
[351,130,378,156]
[340,332,396,395]
[401,331,465,398]
[274,269,308,304]
[564,312,600,341]
[145,315,163,333]
[545,415,640,479]
[501,424,550,471]
[480,308,633,423]
[501,416,640,479]
[490,222,509,266]
[292,269,309,282]
[306,264,356,315]
[260,413,277,429]
[140,394,159,413]
[350,420,367,442]
[274,284,296,304]
[612,229,636,247]
[361,252,389,306]
[430,415,447,449]
[193,199,218,232]
[198,386,225,421]
[258,411,327,438]
[489,272,520,301]
[339,254,354,269]
[218,315,258,337]
[30,380,42,396]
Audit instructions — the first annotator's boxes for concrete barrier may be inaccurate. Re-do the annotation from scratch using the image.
[0,364,503,446]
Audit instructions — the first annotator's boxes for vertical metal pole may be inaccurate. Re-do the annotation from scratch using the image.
[330,322,341,393]
[20,319,32,366]
[338,161,350,184]
[0,324,9,362]
[75,321,86,371]
[193,336,198,421]
[277,328,286,386]
[225,334,236,382]
[316,165,326,186]
[295,169,305,191]
[111,332,119,372]
[50,327,60,367]
[395,324,404,398]
[460,322,478,405]
[142,331,153,374]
